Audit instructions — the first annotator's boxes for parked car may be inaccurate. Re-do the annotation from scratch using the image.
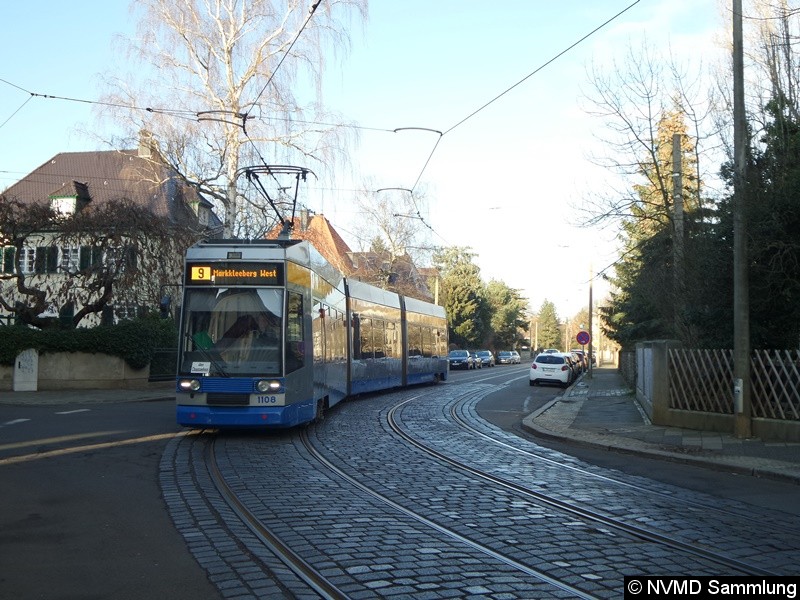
[542,348,560,354]
[510,350,521,364]
[470,351,483,368]
[571,349,588,370]
[569,351,585,375]
[497,351,514,364]
[529,352,573,387]
[477,350,495,367]
[448,349,474,370]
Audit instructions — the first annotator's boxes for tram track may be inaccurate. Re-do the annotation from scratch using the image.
[384,388,785,579]
[175,379,794,598]
[204,437,349,600]
[297,427,600,600]
[451,390,800,531]
[198,424,603,599]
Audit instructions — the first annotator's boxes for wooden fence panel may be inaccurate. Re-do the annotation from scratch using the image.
[667,348,799,421]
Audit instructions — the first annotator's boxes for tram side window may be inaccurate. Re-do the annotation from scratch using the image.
[385,321,400,359]
[286,292,305,373]
[434,329,446,358]
[312,302,324,363]
[421,327,432,358]
[359,317,373,360]
[408,325,422,357]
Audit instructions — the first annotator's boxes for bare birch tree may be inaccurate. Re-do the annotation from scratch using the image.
[97,0,368,238]
[712,0,800,156]
[350,183,435,298]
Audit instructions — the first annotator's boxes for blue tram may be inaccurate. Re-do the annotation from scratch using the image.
[175,239,448,428]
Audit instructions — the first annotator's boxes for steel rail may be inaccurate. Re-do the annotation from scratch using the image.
[205,438,350,600]
[298,427,600,600]
[385,394,778,578]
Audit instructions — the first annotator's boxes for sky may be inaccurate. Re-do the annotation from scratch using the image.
[0,0,728,320]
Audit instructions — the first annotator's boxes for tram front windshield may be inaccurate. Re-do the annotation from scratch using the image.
[179,288,283,376]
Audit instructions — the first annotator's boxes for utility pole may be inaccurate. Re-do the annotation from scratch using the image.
[588,268,593,379]
[732,0,752,438]
[672,133,685,338]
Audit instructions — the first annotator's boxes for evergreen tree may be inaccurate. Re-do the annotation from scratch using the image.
[485,280,528,349]
[537,300,561,350]
[433,247,487,348]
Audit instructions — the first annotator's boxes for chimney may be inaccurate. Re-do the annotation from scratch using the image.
[138,129,157,158]
[300,209,309,232]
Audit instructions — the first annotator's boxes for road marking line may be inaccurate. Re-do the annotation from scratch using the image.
[3,419,31,426]
[0,431,191,466]
[0,431,125,451]
[55,409,91,415]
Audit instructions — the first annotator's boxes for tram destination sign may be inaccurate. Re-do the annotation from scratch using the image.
[185,261,285,286]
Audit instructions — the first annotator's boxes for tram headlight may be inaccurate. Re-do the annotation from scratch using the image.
[256,379,282,393]
[179,378,201,392]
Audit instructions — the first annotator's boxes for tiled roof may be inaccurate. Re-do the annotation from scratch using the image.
[267,213,354,273]
[264,212,434,301]
[3,149,220,229]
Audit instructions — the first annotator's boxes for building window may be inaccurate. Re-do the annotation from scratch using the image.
[60,247,80,273]
[114,304,142,322]
[51,196,77,215]
[103,246,137,272]
[79,246,104,270]
[20,247,36,274]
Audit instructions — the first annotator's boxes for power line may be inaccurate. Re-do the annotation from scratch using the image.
[249,1,321,113]
[399,0,644,204]
[442,0,642,137]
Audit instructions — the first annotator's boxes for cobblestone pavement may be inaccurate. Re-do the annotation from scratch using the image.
[160,380,800,599]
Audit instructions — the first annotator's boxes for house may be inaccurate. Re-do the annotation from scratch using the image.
[0,138,221,327]
[266,209,434,302]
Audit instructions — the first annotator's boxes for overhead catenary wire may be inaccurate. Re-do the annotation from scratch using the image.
[389,0,644,234]
[2,1,642,243]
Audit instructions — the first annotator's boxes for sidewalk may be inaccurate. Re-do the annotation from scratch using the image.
[522,366,800,485]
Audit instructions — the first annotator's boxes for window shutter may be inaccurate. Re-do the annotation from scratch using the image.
[79,246,91,270]
[2,247,14,273]
[126,246,138,270]
[47,247,58,273]
[35,247,46,273]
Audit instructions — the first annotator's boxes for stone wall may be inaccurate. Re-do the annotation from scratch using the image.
[2,351,151,391]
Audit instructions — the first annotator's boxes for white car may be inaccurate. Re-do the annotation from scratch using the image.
[510,351,521,364]
[529,352,573,387]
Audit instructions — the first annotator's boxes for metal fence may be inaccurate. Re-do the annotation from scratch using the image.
[668,348,800,421]
[148,348,178,382]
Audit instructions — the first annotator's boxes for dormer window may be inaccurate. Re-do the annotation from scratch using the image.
[51,196,77,216]
[49,181,90,215]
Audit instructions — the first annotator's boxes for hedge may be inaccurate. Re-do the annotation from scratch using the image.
[0,316,178,370]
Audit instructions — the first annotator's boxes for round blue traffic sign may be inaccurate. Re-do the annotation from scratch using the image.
[576,330,590,345]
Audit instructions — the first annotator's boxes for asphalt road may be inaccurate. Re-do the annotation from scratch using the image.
[0,400,220,600]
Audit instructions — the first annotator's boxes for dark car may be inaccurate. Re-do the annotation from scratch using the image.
[476,350,495,367]
[448,349,475,370]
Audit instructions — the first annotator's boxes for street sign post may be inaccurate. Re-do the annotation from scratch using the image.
[576,330,591,377]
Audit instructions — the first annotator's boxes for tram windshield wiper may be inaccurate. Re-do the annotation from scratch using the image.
[186,332,230,378]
